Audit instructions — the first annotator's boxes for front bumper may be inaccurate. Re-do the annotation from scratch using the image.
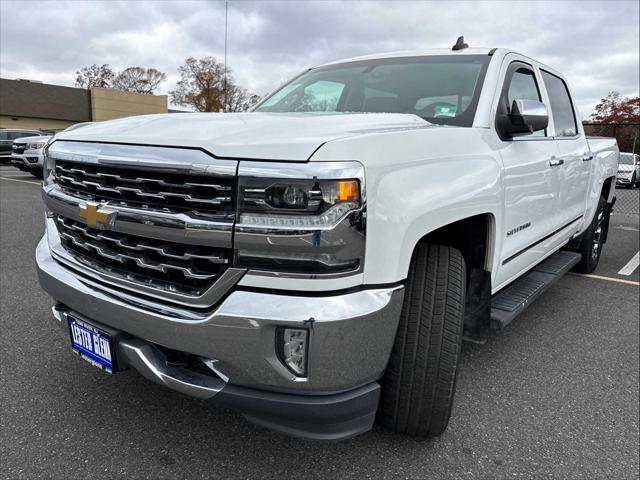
[616,175,633,186]
[36,234,404,438]
[11,151,43,171]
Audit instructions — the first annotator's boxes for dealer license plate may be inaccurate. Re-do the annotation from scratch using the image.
[68,317,115,374]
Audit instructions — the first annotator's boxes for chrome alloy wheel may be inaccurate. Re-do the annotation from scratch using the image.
[591,211,605,261]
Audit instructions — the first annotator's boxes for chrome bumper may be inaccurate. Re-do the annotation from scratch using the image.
[11,152,43,170]
[36,234,404,394]
[52,306,382,439]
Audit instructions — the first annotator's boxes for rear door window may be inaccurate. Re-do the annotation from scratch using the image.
[541,70,578,137]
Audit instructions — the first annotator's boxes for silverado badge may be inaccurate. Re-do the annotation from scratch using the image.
[79,202,114,227]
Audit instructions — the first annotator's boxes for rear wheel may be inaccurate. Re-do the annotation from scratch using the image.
[379,244,466,437]
[573,196,607,274]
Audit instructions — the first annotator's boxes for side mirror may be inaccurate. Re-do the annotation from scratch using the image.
[498,99,549,137]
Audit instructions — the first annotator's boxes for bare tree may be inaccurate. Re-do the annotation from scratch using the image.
[225,85,261,112]
[169,57,225,112]
[74,64,115,89]
[112,67,167,94]
[169,56,260,112]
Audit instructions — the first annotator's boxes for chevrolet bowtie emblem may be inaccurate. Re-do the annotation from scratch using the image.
[79,202,112,227]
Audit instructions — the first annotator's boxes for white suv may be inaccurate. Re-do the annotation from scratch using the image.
[11,135,52,177]
[0,129,46,163]
[617,152,640,188]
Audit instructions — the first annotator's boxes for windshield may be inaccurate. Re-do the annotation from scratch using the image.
[255,55,491,127]
[619,153,637,165]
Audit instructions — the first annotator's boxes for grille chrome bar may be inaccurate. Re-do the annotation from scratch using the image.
[55,215,229,292]
[53,159,235,213]
[62,220,228,264]
[58,164,234,191]
[43,185,234,248]
[47,222,247,309]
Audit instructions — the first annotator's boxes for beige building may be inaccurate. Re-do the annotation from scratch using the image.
[0,78,168,132]
[90,87,167,121]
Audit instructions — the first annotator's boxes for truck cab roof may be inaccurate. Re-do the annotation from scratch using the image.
[317,47,495,68]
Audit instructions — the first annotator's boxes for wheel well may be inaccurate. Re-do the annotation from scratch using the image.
[420,214,492,273]
[419,214,493,340]
[602,176,615,202]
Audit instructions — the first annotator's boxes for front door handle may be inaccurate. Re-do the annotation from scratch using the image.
[582,154,594,162]
[549,157,564,167]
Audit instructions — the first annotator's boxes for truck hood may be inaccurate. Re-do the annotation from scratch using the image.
[53,112,431,161]
[14,135,52,144]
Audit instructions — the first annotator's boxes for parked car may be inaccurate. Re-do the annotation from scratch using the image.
[36,41,619,440]
[11,135,52,177]
[0,129,47,163]
[9,124,91,176]
[616,152,640,188]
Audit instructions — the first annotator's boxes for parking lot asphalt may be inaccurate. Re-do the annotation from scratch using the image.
[1,165,638,480]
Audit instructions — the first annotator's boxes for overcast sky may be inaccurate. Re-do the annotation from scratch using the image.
[1,0,638,117]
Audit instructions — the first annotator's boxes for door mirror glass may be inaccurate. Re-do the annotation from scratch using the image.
[500,99,549,137]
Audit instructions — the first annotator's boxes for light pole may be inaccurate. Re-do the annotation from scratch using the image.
[223,0,228,112]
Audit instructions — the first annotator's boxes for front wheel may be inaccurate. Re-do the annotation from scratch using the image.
[379,244,466,437]
[573,196,607,274]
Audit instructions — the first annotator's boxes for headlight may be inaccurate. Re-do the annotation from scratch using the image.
[235,161,365,276]
[27,142,45,150]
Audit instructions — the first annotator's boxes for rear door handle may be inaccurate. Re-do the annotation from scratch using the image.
[582,154,594,162]
[549,157,564,167]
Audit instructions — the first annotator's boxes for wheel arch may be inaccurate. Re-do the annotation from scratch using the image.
[408,213,496,341]
[409,212,496,277]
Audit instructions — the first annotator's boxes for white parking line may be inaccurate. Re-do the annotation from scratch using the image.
[618,252,640,276]
[569,273,640,286]
[615,225,640,232]
[1,173,33,178]
[0,176,41,186]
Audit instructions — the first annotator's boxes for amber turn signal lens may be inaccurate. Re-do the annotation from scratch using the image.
[339,180,360,202]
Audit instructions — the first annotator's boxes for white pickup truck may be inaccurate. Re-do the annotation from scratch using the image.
[37,43,618,440]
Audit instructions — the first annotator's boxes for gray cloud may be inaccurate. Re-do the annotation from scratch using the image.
[1,0,638,117]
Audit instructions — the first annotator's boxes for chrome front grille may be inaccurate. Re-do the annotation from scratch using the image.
[45,141,241,305]
[55,215,231,295]
[12,143,26,154]
[53,160,235,214]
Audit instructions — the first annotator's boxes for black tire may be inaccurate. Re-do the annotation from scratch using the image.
[573,196,607,274]
[29,170,43,179]
[632,173,637,189]
[379,244,466,437]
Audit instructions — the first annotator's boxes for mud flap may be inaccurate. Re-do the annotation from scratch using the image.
[601,196,616,244]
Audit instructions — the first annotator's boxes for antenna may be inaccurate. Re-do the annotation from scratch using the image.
[223,0,228,112]
[452,36,468,51]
